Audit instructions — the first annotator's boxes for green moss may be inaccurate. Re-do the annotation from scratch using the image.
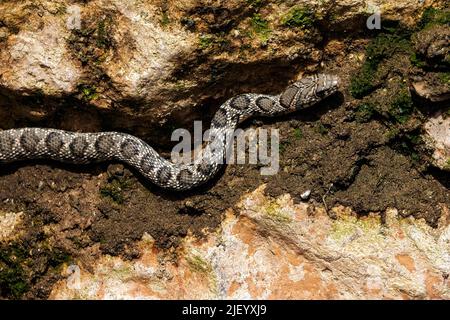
[410,52,427,68]
[407,133,422,146]
[111,265,133,280]
[355,103,376,123]
[55,4,67,15]
[369,32,410,59]
[445,158,450,170]
[350,33,411,98]
[294,128,302,139]
[388,91,414,123]
[49,250,71,267]
[365,33,410,65]
[0,240,72,299]
[186,255,211,274]
[173,80,187,91]
[100,177,131,204]
[438,72,450,85]
[399,142,418,161]
[198,33,230,50]
[385,128,400,140]
[410,152,420,162]
[160,11,170,26]
[281,6,315,28]
[199,34,214,49]
[78,84,98,101]
[390,131,424,162]
[96,17,113,49]
[0,268,28,299]
[330,215,382,242]
[0,245,29,299]
[349,64,376,99]
[264,201,292,223]
[250,14,271,44]
[419,7,450,29]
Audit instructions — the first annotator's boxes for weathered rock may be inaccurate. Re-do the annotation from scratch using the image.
[411,78,450,102]
[413,24,450,64]
[86,0,196,112]
[0,0,449,300]
[0,3,81,95]
[0,211,23,242]
[49,186,450,299]
[410,23,450,102]
[423,112,450,171]
[0,0,446,135]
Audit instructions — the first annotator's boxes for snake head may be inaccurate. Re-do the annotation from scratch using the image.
[280,74,340,110]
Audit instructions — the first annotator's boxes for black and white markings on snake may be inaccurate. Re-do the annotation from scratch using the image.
[156,166,172,185]
[177,168,193,186]
[256,96,275,112]
[140,152,155,173]
[95,134,116,154]
[197,161,214,176]
[230,94,250,110]
[45,132,64,154]
[0,74,339,190]
[69,136,88,158]
[279,85,298,109]
[20,130,41,152]
[120,138,140,159]
[211,107,228,128]
[0,133,15,154]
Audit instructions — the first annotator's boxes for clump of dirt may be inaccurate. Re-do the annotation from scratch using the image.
[0,7,449,299]
[265,16,450,225]
[90,164,227,256]
[263,99,448,226]
[331,146,447,222]
[0,163,93,299]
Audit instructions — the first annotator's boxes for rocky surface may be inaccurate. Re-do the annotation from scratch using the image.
[0,0,445,140]
[424,112,450,171]
[413,24,449,64]
[0,211,23,242]
[0,0,449,300]
[411,24,450,102]
[49,186,450,299]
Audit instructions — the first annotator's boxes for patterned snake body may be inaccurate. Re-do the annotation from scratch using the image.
[0,74,340,190]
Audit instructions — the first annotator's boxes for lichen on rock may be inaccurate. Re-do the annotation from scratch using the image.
[49,186,450,299]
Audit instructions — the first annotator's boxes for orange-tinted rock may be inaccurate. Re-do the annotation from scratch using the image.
[50,185,450,300]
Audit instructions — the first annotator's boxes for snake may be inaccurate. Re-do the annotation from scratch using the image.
[0,74,340,190]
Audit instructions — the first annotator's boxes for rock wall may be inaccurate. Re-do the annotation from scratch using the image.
[0,0,445,142]
[49,186,450,299]
[0,0,449,300]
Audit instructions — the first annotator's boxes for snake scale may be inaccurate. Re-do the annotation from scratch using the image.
[0,74,339,190]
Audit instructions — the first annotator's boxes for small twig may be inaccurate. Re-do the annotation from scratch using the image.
[322,183,335,218]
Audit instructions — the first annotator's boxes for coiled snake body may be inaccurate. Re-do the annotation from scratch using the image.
[0,74,339,190]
